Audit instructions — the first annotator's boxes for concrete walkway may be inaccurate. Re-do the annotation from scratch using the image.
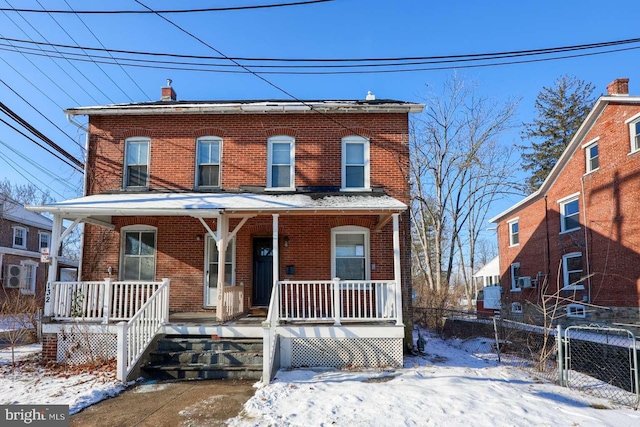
[71,379,256,427]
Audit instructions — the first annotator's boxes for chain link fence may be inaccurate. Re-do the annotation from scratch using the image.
[413,307,639,408]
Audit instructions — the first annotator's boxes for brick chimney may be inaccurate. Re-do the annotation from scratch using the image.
[606,78,629,96]
[161,78,177,101]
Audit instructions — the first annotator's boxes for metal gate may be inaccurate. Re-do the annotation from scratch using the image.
[562,325,639,408]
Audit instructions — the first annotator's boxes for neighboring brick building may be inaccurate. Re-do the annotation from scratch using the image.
[490,78,640,325]
[30,82,424,375]
[1,195,76,302]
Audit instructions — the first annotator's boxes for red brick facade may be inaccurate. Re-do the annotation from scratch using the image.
[494,80,640,323]
[81,106,414,319]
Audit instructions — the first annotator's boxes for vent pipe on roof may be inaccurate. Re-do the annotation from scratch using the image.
[161,78,177,101]
[366,91,375,101]
[606,78,629,96]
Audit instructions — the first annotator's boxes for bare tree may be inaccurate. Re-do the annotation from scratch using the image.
[0,289,41,369]
[411,75,522,303]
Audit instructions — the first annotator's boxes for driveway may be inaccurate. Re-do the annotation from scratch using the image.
[71,379,256,427]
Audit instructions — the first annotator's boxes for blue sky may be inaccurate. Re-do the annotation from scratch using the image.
[1,0,639,220]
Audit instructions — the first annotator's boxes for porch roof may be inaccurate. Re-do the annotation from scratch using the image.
[27,192,407,224]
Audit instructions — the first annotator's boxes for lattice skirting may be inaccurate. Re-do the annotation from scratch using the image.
[289,337,403,368]
[57,330,117,363]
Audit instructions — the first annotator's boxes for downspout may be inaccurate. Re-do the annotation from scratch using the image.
[66,114,89,280]
[544,196,550,305]
[580,177,592,304]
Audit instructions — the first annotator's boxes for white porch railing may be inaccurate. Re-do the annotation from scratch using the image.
[116,278,170,381]
[218,285,244,322]
[46,279,163,322]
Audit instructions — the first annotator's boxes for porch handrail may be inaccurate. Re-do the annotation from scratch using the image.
[116,278,170,382]
[262,279,280,384]
[218,285,244,322]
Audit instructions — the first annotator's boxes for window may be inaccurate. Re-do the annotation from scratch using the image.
[559,194,580,233]
[124,138,150,187]
[566,304,586,318]
[585,141,599,173]
[196,137,221,188]
[508,218,519,246]
[12,226,27,249]
[511,302,523,314]
[331,226,370,280]
[562,252,584,290]
[20,261,37,295]
[208,238,235,286]
[341,136,370,190]
[39,232,50,250]
[120,227,156,280]
[267,136,295,189]
[510,262,521,291]
[628,118,640,153]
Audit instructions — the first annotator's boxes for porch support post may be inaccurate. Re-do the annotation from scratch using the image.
[216,215,229,322]
[44,214,63,316]
[272,214,279,288]
[392,213,403,326]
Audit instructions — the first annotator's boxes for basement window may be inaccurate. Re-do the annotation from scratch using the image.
[566,304,586,318]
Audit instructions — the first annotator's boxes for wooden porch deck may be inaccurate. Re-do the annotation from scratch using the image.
[168,311,266,326]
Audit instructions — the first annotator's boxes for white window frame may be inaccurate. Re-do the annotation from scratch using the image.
[38,232,51,250]
[566,303,586,318]
[511,302,522,314]
[510,262,521,292]
[119,225,157,281]
[507,218,519,247]
[562,252,585,290]
[583,138,599,173]
[625,112,640,154]
[20,260,37,295]
[341,136,370,191]
[124,137,150,188]
[331,225,370,280]
[207,236,236,286]
[559,193,580,233]
[12,226,27,249]
[266,135,295,190]
[195,136,222,188]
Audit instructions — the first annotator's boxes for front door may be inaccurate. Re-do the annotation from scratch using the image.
[253,237,273,306]
[204,236,234,308]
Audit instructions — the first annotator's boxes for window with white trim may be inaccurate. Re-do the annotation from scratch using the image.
[630,119,640,153]
[331,226,370,280]
[20,261,37,295]
[566,303,586,318]
[341,136,370,190]
[510,262,521,291]
[508,218,519,246]
[120,226,156,281]
[267,136,295,189]
[585,141,599,173]
[208,238,235,286]
[12,226,27,249]
[124,137,150,188]
[511,302,522,313]
[38,232,50,250]
[196,137,221,188]
[562,252,584,290]
[559,195,580,233]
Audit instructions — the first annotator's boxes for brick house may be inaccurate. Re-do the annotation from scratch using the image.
[1,195,76,302]
[29,83,424,381]
[490,78,640,325]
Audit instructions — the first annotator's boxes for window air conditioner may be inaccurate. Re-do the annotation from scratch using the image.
[3,264,24,288]
[517,276,533,288]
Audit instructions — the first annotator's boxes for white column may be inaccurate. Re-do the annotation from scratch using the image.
[44,214,63,316]
[392,213,403,326]
[272,214,279,287]
[216,216,229,321]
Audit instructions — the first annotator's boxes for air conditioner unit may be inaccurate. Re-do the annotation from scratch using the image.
[518,276,533,288]
[3,264,25,288]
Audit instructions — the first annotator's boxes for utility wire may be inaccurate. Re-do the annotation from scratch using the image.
[0,1,335,14]
[64,0,151,100]
[0,149,67,199]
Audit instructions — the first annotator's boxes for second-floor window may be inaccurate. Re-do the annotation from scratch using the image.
[13,226,27,249]
[508,218,519,246]
[267,136,295,189]
[39,232,50,250]
[124,138,150,188]
[342,136,370,190]
[585,141,599,173]
[196,137,221,188]
[559,194,580,233]
[630,119,640,153]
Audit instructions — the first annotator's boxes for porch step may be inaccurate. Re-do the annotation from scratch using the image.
[142,335,263,381]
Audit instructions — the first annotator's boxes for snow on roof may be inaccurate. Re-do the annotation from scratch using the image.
[27,192,407,218]
[1,195,53,230]
[472,256,500,278]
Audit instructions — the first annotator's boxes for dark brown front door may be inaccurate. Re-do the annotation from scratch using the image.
[253,237,273,306]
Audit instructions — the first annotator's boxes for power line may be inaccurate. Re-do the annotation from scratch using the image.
[0,1,335,14]
[0,149,67,199]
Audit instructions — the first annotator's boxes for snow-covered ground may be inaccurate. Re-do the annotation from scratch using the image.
[1,331,639,425]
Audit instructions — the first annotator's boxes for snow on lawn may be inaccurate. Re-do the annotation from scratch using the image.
[229,331,640,427]
[0,344,126,415]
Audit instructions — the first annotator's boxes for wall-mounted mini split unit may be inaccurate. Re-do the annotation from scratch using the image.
[517,276,534,288]
[3,264,25,288]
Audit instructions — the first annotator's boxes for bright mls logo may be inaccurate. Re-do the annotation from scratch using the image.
[1,405,69,426]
